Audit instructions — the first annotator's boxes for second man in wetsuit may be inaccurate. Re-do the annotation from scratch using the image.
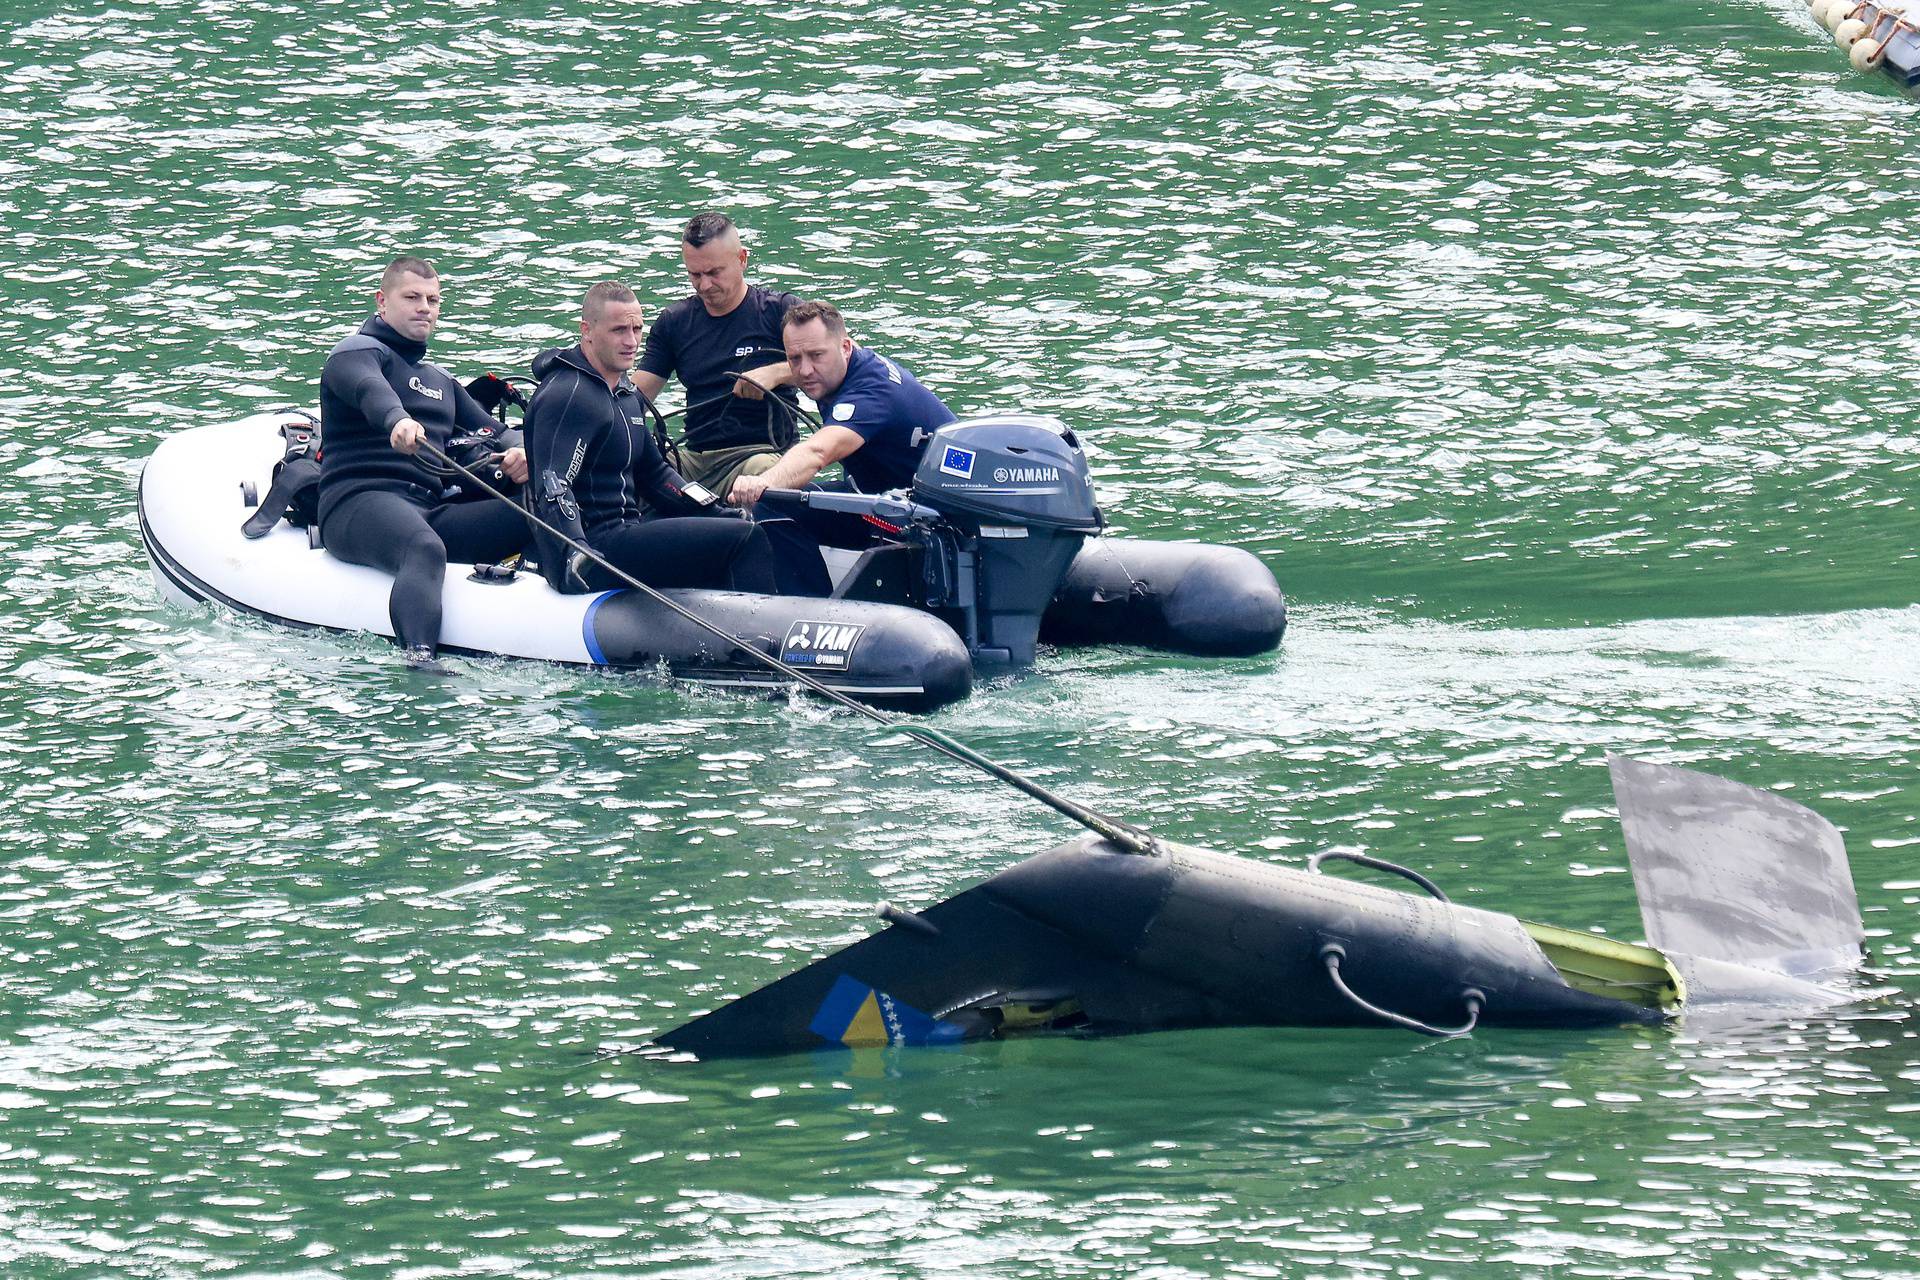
[522,282,780,595]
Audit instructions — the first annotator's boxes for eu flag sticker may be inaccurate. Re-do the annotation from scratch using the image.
[938,446,975,479]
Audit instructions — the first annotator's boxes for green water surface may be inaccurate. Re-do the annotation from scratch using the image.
[2,0,1918,1275]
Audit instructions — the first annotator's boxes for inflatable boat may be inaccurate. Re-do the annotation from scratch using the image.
[137,412,1285,705]
[659,756,1867,1056]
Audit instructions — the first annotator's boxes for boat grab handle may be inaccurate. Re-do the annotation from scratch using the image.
[1320,943,1483,1038]
[1308,851,1450,902]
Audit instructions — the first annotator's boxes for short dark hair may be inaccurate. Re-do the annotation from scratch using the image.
[582,280,638,323]
[782,299,846,338]
[380,255,437,291]
[682,211,737,248]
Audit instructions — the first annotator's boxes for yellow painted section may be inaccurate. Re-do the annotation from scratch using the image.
[1522,920,1684,1011]
[996,998,1082,1031]
[841,992,890,1045]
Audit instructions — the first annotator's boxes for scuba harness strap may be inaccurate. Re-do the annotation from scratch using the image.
[526,469,592,594]
[241,416,323,539]
[441,422,524,500]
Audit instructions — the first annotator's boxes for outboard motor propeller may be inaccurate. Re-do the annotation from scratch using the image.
[908,415,1103,663]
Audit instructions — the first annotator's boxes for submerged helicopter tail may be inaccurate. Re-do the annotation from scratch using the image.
[656,758,1868,1061]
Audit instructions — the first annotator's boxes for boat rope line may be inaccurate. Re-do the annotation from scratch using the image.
[416,440,1161,857]
[656,379,822,432]
[653,373,822,463]
[1308,850,1451,902]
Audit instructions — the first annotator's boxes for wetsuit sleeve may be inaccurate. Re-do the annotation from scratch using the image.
[637,308,677,380]
[322,345,408,434]
[525,371,600,487]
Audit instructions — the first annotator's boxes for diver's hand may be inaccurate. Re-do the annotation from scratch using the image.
[732,369,770,401]
[390,417,426,454]
[729,473,770,507]
[499,447,528,485]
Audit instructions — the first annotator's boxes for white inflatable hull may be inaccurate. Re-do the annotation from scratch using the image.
[138,417,974,709]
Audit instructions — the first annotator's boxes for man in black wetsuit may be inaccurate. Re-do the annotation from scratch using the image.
[522,281,779,594]
[728,300,956,596]
[632,212,803,496]
[318,256,531,663]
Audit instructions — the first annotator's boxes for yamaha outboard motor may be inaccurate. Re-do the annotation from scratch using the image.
[909,415,1103,663]
[787,414,1100,663]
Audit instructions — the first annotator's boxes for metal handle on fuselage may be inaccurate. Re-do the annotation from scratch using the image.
[1319,942,1484,1038]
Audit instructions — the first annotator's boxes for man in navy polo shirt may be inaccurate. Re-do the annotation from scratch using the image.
[728,299,956,595]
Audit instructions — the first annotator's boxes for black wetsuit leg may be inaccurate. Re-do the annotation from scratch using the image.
[582,516,780,595]
[323,489,527,651]
[425,499,529,567]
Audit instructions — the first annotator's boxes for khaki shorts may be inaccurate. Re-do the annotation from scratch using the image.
[674,443,784,498]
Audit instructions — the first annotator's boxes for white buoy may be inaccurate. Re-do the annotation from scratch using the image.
[1812,0,1840,23]
[1851,35,1886,67]
[1823,1,1857,30]
[1836,16,1870,42]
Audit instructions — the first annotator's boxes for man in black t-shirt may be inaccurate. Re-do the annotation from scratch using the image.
[633,211,804,495]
